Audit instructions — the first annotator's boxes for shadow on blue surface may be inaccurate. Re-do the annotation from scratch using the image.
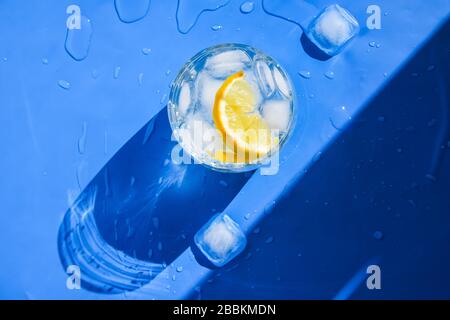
[199,19,450,299]
[58,18,450,298]
[58,109,252,293]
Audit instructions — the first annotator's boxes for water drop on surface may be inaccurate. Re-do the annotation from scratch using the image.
[219,180,228,187]
[324,71,335,79]
[78,122,87,154]
[142,47,152,55]
[298,70,311,79]
[115,0,151,23]
[160,93,168,105]
[176,0,230,34]
[142,119,155,144]
[58,79,71,90]
[152,217,159,229]
[373,231,383,240]
[265,236,274,244]
[240,1,254,14]
[211,24,223,31]
[91,69,99,79]
[369,41,376,47]
[113,66,121,79]
[42,58,49,65]
[65,16,93,61]
[176,266,183,272]
[138,72,144,86]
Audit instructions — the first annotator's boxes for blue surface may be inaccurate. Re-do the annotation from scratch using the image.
[0,0,449,299]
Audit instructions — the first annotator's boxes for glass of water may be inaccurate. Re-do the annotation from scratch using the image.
[168,43,295,172]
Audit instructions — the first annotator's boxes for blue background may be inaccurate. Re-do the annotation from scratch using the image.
[0,0,449,299]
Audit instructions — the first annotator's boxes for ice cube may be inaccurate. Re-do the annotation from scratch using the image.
[196,72,223,117]
[262,100,291,132]
[205,49,251,78]
[178,83,191,116]
[306,4,359,56]
[195,213,247,267]
[180,112,221,157]
[272,67,291,98]
[254,58,276,97]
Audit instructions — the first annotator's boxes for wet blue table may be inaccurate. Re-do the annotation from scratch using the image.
[0,0,449,299]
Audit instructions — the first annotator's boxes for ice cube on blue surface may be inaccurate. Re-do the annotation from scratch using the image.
[306,4,359,56]
[194,213,247,267]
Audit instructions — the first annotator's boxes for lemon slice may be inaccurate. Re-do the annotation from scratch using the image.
[213,71,278,162]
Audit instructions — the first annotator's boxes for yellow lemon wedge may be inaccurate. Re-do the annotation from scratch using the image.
[212,71,278,163]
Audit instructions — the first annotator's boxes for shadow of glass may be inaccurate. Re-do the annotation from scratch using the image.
[58,108,252,293]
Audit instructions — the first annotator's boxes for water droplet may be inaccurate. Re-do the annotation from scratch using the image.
[91,69,99,79]
[142,47,152,55]
[240,1,254,14]
[58,79,71,90]
[130,176,136,187]
[369,41,376,47]
[211,24,223,31]
[176,266,183,272]
[172,275,176,281]
[42,58,49,65]
[219,180,228,187]
[244,213,250,220]
[324,71,335,79]
[373,231,383,240]
[298,70,311,79]
[65,16,92,61]
[158,242,163,251]
[376,43,381,48]
[309,93,315,99]
[265,236,274,244]
[113,66,121,79]
[176,0,230,34]
[165,69,171,76]
[152,217,159,229]
[1,57,7,62]
[397,148,403,153]
[143,120,155,145]
[427,65,435,72]
[147,249,153,258]
[78,122,87,154]
[115,0,151,23]
[138,72,144,86]
[160,93,168,105]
